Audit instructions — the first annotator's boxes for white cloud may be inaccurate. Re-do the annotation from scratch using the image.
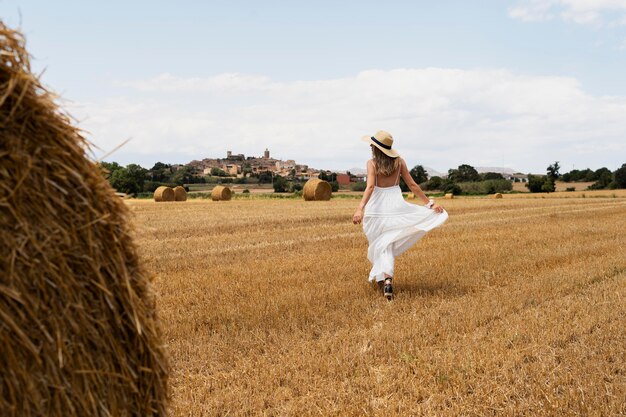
[72,69,626,173]
[509,0,626,25]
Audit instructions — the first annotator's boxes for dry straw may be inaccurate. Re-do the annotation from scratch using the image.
[0,23,168,416]
[303,179,332,201]
[173,186,187,202]
[154,186,175,202]
[211,185,232,201]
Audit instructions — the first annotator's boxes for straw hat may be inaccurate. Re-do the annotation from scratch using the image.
[361,130,400,158]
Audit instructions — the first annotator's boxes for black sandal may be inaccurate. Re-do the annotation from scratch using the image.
[383,277,393,300]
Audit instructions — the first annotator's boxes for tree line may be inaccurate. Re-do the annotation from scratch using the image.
[100,160,626,196]
[526,162,626,192]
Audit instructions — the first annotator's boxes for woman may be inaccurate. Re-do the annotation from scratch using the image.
[353,130,448,300]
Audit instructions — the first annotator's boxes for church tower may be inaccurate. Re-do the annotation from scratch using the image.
[264,148,270,159]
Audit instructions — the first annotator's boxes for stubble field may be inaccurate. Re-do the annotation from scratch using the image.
[128,192,626,416]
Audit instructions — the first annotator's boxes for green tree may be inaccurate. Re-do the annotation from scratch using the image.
[424,176,443,191]
[99,161,123,180]
[614,164,626,188]
[409,165,429,184]
[148,162,172,182]
[526,174,545,193]
[442,179,461,195]
[589,167,613,189]
[210,167,227,177]
[170,166,195,186]
[273,175,288,192]
[109,168,139,194]
[125,163,147,191]
[481,172,504,180]
[242,163,253,176]
[541,178,555,193]
[547,161,560,181]
[448,164,480,182]
[319,171,337,182]
[258,171,273,184]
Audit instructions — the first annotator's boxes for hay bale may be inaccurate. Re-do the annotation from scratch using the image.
[173,186,187,202]
[154,186,175,202]
[303,179,332,201]
[445,193,454,199]
[0,23,168,416]
[407,193,416,200]
[493,193,503,199]
[211,185,232,201]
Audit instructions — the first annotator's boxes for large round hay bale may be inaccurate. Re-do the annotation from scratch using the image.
[173,185,187,201]
[445,193,454,199]
[211,185,232,201]
[154,186,175,202]
[0,24,168,416]
[493,193,503,199]
[407,192,416,200]
[303,179,332,201]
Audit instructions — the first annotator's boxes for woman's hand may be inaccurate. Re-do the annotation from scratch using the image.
[431,203,445,213]
[353,208,363,224]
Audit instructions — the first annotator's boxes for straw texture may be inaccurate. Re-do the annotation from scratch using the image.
[0,23,168,416]
[303,179,332,201]
[173,186,187,202]
[211,185,231,201]
[154,186,175,202]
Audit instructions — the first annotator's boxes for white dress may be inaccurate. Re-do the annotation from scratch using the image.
[363,164,449,282]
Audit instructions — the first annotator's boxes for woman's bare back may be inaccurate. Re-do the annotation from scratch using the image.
[372,158,403,188]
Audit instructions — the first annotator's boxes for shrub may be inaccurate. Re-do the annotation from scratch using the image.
[424,176,443,191]
[273,175,289,193]
[290,182,303,192]
[458,179,512,195]
[541,178,556,193]
[527,174,546,193]
[483,179,512,194]
[350,181,367,191]
[443,180,462,195]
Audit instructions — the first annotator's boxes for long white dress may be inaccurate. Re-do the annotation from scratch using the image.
[363,164,449,282]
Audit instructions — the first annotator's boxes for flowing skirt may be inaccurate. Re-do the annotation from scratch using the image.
[362,185,448,282]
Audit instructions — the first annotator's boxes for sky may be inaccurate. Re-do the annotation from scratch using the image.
[1,0,626,174]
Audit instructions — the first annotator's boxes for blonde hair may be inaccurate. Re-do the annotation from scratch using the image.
[371,146,400,176]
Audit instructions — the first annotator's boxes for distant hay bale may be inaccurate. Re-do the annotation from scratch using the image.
[173,186,187,201]
[445,193,454,199]
[0,23,168,416]
[212,185,232,201]
[154,186,175,202]
[407,193,416,200]
[303,179,332,201]
[493,193,503,199]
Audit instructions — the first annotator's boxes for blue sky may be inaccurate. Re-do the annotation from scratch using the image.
[2,0,626,173]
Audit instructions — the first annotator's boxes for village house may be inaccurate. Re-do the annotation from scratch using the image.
[336,173,351,185]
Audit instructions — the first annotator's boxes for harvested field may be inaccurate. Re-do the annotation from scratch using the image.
[129,195,626,416]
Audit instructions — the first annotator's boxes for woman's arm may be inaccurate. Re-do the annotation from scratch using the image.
[352,160,376,224]
[400,159,445,213]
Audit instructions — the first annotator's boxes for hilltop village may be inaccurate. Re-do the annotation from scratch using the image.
[187,149,311,177]
[184,149,358,185]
